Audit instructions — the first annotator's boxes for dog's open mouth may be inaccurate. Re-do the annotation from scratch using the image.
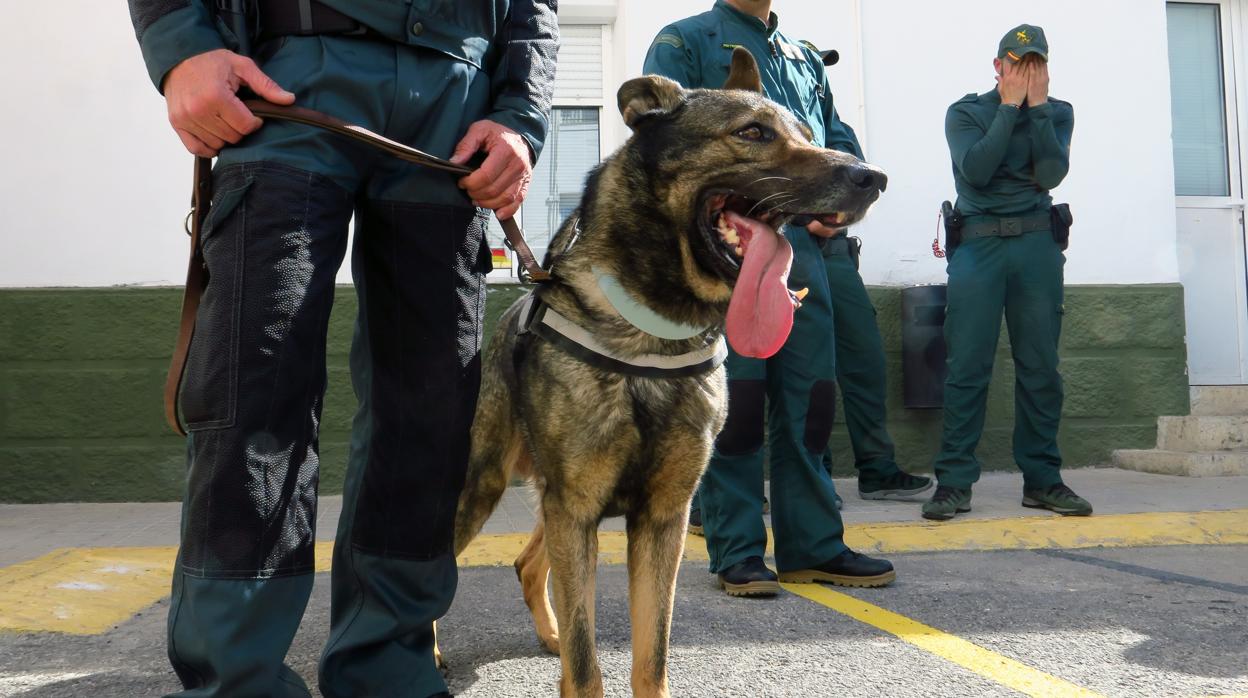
[697,193,791,359]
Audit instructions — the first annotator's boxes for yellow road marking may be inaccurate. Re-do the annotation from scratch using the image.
[783,583,1103,698]
[2,509,1246,635]
[461,508,1248,565]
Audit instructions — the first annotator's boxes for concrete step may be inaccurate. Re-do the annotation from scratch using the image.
[1191,385,1248,416]
[1157,416,1248,452]
[1112,449,1248,477]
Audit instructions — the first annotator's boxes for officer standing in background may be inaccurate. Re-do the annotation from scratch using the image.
[924,25,1090,521]
[645,0,895,597]
[812,48,932,506]
[126,1,557,695]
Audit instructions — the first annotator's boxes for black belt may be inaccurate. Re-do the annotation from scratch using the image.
[257,0,371,39]
[822,235,852,256]
[962,213,1051,240]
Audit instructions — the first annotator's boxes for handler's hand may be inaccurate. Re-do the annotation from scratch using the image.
[1026,59,1049,106]
[806,220,845,238]
[451,121,533,221]
[997,58,1028,106]
[164,49,295,157]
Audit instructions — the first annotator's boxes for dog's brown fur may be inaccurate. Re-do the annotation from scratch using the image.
[442,50,884,697]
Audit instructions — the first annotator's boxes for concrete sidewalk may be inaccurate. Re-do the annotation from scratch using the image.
[3,467,1246,568]
[2,467,1247,697]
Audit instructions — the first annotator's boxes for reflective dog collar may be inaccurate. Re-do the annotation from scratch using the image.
[593,268,715,340]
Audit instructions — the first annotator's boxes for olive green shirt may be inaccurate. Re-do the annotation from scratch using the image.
[945,88,1074,217]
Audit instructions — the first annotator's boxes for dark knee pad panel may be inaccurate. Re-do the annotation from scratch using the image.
[351,202,491,559]
[714,379,767,456]
[803,380,838,453]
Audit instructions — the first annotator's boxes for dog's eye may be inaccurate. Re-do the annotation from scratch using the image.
[733,124,774,143]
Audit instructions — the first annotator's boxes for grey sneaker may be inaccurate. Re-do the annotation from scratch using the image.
[921,485,972,521]
[859,471,934,501]
[1022,483,1093,516]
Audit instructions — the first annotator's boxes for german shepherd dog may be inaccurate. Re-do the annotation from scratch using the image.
[446,49,885,697]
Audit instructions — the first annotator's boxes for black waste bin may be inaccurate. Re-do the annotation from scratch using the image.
[901,284,947,409]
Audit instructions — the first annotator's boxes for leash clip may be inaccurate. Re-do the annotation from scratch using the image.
[185,208,196,237]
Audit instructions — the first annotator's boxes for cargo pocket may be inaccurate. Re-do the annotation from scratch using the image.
[180,174,253,430]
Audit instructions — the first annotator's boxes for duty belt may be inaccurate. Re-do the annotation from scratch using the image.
[962,213,1051,240]
[822,235,852,255]
[256,0,370,40]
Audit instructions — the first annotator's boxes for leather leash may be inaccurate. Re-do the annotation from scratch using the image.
[163,101,551,435]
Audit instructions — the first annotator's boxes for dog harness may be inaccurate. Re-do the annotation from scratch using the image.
[514,293,728,379]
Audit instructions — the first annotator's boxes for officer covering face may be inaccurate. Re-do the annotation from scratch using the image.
[925,24,1090,521]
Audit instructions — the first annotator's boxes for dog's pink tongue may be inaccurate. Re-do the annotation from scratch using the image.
[724,212,795,358]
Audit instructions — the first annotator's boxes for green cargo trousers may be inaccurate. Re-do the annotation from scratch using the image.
[821,236,902,483]
[700,229,848,574]
[932,228,1066,491]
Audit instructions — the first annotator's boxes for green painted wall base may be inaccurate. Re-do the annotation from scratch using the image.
[0,284,1187,502]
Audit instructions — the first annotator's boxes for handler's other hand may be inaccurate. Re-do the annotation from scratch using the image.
[451,121,533,221]
[164,49,296,157]
[997,58,1029,106]
[806,220,845,238]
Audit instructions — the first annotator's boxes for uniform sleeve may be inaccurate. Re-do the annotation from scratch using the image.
[1027,102,1073,190]
[488,0,559,163]
[643,25,699,89]
[817,66,864,159]
[128,0,225,93]
[945,102,1019,189]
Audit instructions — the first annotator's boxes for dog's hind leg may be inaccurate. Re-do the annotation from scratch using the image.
[544,507,605,698]
[515,519,559,654]
[453,427,527,555]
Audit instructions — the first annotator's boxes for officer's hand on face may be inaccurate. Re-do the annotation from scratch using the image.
[163,49,296,157]
[997,58,1029,106]
[451,121,533,221]
[1026,58,1050,106]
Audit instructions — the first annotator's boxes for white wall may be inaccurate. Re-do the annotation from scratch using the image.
[0,0,1180,288]
[1,3,191,287]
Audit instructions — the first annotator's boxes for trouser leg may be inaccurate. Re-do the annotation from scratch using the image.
[168,162,353,697]
[701,352,769,574]
[1004,233,1066,489]
[769,230,847,572]
[823,251,898,482]
[933,238,1008,490]
[319,200,490,698]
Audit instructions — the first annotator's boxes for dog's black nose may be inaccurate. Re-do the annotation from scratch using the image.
[849,164,887,192]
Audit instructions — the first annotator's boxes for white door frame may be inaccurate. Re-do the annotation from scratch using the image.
[1174,0,1248,384]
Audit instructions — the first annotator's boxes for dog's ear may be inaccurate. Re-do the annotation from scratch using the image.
[617,75,686,130]
[722,47,763,93]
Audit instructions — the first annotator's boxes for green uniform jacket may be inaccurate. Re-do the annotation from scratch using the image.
[126,0,558,159]
[945,89,1074,216]
[642,0,862,157]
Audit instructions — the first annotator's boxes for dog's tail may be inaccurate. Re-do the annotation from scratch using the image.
[454,300,532,556]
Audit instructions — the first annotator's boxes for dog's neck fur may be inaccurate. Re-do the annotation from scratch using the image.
[538,147,731,358]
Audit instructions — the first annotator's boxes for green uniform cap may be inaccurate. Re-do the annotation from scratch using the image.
[998,24,1048,62]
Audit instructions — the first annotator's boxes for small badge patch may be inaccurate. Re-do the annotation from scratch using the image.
[653,33,683,49]
[1016,30,1031,44]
